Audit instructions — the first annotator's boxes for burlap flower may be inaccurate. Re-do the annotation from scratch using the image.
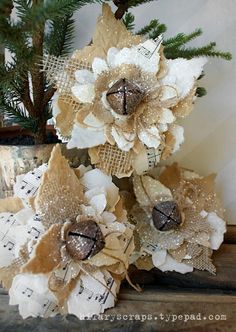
[131,163,226,274]
[0,145,134,319]
[52,4,207,178]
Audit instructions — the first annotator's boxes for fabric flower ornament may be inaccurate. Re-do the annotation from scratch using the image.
[52,4,207,178]
[0,145,134,319]
[131,163,226,274]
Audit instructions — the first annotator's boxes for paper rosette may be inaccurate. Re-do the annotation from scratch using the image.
[49,4,207,178]
[0,145,135,319]
[131,163,226,274]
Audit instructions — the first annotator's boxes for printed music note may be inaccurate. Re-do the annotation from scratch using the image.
[22,287,33,298]
[27,227,41,239]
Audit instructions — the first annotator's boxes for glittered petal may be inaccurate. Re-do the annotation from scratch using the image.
[111,127,135,152]
[35,145,83,228]
[172,88,196,118]
[133,175,173,207]
[92,4,142,55]
[22,223,62,274]
[169,124,184,153]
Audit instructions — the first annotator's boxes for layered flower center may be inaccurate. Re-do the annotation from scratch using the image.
[152,200,182,232]
[106,78,144,115]
[64,219,105,261]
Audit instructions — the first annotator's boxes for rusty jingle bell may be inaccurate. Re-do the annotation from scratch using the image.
[65,220,105,260]
[106,78,144,115]
[152,200,182,232]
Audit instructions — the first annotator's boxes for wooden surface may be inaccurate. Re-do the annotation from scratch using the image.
[0,229,235,331]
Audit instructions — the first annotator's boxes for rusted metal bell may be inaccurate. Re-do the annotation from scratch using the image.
[152,200,182,232]
[106,78,144,115]
[65,220,105,261]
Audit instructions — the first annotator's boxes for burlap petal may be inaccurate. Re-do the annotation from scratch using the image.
[22,223,62,274]
[89,144,134,178]
[35,145,83,228]
[0,197,24,213]
[56,96,80,137]
[161,132,176,160]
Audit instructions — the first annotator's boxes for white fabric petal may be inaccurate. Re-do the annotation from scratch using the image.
[111,127,135,152]
[71,83,95,103]
[161,57,207,98]
[159,108,176,124]
[152,249,167,267]
[138,126,161,148]
[67,123,106,149]
[9,274,59,319]
[113,40,160,73]
[67,271,117,318]
[101,211,117,224]
[170,125,184,153]
[160,86,178,101]
[92,57,109,78]
[206,212,226,250]
[75,69,95,84]
[80,169,119,211]
[156,254,193,274]
[89,194,107,215]
[107,47,119,67]
[83,113,105,128]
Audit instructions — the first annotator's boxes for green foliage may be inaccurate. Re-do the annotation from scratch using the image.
[123,12,135,31]
[137,19,167,39]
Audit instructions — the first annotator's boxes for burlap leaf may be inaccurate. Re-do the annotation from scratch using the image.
[0,197,24,213]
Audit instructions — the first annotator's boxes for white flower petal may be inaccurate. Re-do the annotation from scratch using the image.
[170,125,184,153]
[107,47,119,67]
[159,109,176,124]
[102,211,117,224]
[162,57,207,98]
[160,86,178,101]
[71,83,95,103]
[138,126,160,148]
[83,113,105,128]
[114,41,160,73]
[206,212,226,250]
[152,249,167,266]
[75,69,95,84]
[67,271,117,318]
[92,57,109,78]
[80,169,119,211]
[89,194,107,215]
[156,254,193,274]
[67,123,106,149]
[9,274,59,319]
[111,127,135,152]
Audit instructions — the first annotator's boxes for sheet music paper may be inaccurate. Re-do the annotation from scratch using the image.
[14,164,48,206]
[133,146,163,175]
[0,209,44,267]
[67,270,117,317]
[9,274,59,319]
[137,35,163,59]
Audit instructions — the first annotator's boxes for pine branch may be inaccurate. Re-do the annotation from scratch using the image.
[16,0,103,29]
[0,98,39,132]
[123,12,135,31]
[44,14,75,57]
[164,29,203,48]
[196,87,207,97]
